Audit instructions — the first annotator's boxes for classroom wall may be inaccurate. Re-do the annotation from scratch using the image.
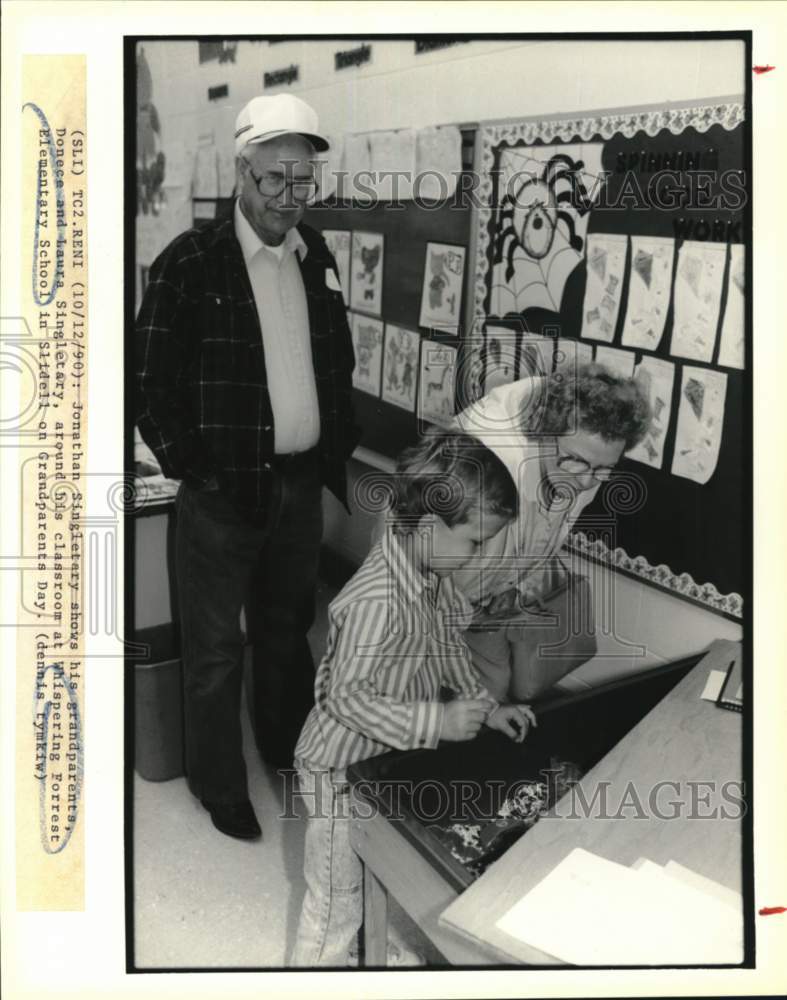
[136,38,744,271]
[134,37,744,661]
[143,37,743,144]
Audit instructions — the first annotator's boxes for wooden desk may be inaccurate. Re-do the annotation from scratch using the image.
[440,639,743,962]
[349,640,742,966]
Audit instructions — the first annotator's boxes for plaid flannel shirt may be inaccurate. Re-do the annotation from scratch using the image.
[135,216,360,520]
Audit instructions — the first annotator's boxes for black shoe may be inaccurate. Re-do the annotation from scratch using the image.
[201,798,262,840]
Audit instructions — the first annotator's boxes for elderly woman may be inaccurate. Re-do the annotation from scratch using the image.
[453,362,651,702]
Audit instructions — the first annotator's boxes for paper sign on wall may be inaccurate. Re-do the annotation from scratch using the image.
[670,241,726,363]
[350,231,384,316]
[594,345,635,378]
[382,325,420,411]
[717,244,745,370]
[419,342,457,426]
[415,125,462,200]
[555,338,593,376]
[350,312,384,396]
[519,334,555,380]
[627,356,675,469]
[621,235,675,351]
[192,141,219,198]
[322,229,351,305]
[343,133,372,201]
[314,133,344,201]
[580,233,627,342]
[369,129,416,201]
[671,366,727,484]
[216,144,237,198]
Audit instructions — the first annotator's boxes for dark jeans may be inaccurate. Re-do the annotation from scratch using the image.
[175,451,323,804]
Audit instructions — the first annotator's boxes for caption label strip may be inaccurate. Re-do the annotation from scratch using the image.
[16,55,87,910]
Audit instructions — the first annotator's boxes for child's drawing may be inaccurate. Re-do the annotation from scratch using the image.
[669,241,725,363]
[419,342,458,427]
[717,244,745,370]
[419,242,466,335]
[350,231,384,316]
[621,236,675,351]
[580,233,627,343]
[671,365,727,484]
[382,325,420,412]
[322,229,351,305]
[350,312,384,396]
[626,356,675,470]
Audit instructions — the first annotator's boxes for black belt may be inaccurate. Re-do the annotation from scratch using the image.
[269,446,320,469]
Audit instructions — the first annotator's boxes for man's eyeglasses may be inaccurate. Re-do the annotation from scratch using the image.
[555,448,617,482]
[241,156,318,203]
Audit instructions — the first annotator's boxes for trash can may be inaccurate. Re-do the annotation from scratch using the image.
[134,626,185,782]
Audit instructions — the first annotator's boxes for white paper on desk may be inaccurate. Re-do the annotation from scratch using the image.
[664,860,743,913]
[700,669,727,702]
[633,860,743,963]
[495,847,742,965]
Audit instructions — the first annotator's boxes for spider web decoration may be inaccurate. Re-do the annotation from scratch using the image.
[489,143,606,316]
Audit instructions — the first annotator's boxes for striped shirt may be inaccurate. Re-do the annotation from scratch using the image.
[295,529,498,770]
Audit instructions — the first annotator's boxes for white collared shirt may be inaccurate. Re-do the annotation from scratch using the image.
[234,200,320,454]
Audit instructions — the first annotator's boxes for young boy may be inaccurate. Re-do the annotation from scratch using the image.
[290,430,537,967]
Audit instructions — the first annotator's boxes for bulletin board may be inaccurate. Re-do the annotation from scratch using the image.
[469,99,747,616]
[301,128,476,460]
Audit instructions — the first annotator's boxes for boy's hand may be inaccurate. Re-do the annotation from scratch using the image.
[486,704,537,742]
[440,699,490,742]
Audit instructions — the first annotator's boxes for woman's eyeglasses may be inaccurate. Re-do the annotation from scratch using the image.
[555,450,616,481]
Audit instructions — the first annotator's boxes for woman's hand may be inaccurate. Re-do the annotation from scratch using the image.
[485,587,520,617]
[485,704,537,742]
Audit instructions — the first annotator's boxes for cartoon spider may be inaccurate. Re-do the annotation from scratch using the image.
[494,153,595,282]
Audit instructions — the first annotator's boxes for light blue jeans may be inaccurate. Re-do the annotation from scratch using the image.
[290,764,363,967]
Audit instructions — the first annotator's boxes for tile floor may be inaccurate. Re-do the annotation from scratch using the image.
[132,579,433,969]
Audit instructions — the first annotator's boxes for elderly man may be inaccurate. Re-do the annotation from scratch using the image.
[136,95,358,839]
[454,362,651,702]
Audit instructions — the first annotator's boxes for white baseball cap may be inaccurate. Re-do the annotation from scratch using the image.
[234,94,329,155]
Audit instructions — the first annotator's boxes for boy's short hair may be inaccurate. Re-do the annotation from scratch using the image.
[527,362,651,451]
[390,428,518,531]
